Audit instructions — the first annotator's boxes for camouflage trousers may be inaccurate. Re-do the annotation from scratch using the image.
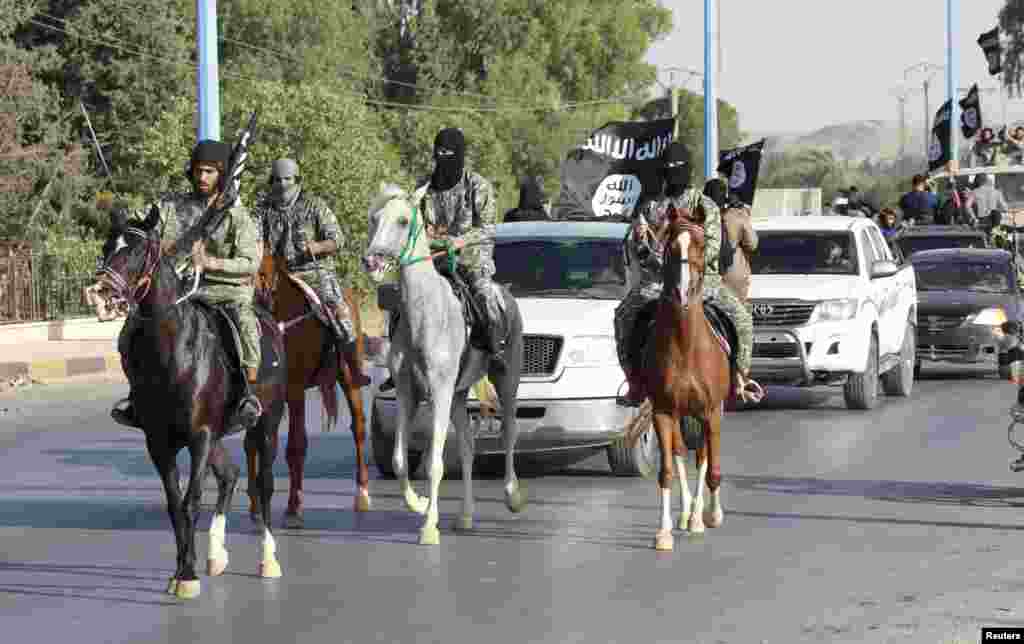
[292,268,355,342]
[613,282,662,372]
[117,283,260,370]
[198,283,261,371]
[613,283,754,374]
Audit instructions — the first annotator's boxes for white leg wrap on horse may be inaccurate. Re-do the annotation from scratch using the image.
[706,486,724,528]
[206,513,228,576]
[260,528,282,578]
[660,488,673,532]
[688,460,707,534]
[674,455,692,528]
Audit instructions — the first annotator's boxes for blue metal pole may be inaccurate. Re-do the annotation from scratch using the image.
[197,0,220,141]
[947,0,958,169]
[704,0,717,179]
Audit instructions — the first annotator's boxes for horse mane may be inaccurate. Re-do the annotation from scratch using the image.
[368,183,410,219]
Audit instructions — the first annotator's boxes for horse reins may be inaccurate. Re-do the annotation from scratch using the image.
[98,227,163,308]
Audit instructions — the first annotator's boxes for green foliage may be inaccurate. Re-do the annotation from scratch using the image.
[1001,1,1024,97]
[758,148,910,209]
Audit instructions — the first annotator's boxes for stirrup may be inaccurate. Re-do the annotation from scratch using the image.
[736,374,765,404]
[615,379,645,408]
[226,395,263,434]
[111,397,143,429]
[379,376,395,392]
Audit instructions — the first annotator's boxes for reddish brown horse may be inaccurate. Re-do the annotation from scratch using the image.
[626,209,732,552]
[254,251,371,527]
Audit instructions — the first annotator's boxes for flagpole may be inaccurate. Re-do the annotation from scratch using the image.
[197,0,221,141]
[946,0,959,171]
[704,0,717,180]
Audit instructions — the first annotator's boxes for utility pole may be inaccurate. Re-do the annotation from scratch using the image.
[891,85,921,177]
[905,61,944,160]
[704,0,717,179]
[197,0,220,141]
[947,0,959,171]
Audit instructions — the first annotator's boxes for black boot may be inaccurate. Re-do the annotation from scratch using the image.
[330,315,371,388]
[111,396,142,428]
[225,367,263,435]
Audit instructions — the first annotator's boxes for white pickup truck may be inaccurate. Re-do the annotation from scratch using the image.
[746,216,918,409]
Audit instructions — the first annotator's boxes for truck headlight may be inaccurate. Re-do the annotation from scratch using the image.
[564,335,618,367]
[811,298,859,323]
[968,307,1008,327]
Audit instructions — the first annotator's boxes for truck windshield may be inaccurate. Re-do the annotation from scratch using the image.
[912,260,1013,293]
[493,239,627,299]
[750,232,859,275]
[897,236,986,257]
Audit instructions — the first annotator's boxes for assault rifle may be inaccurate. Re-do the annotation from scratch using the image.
[173,109,259,261]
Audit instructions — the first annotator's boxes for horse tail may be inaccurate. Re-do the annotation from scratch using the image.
[622,399,653,448]
[316,368,340,433]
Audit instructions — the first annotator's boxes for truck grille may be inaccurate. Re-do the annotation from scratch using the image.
[750,300,818,327]
[522,335,562,376]
[754,342,800,359]
[920,314,966,331]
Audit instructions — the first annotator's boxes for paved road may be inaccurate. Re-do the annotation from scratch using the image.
[2,366,1024,643]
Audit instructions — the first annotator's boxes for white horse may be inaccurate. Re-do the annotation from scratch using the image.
[362,183,527,545]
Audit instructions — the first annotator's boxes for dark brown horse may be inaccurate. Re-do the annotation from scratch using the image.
[627,209,732,552]
[98,211,288,599]
[254,251,371,527]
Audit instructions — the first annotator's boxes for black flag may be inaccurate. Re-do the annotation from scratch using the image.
[552,118,675,220]
[716,139,765,206]
[978,27,1003,76]
[959,84,982,139]
[928,99,952,173]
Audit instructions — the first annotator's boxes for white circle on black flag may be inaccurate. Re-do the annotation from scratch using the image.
[729,161,747,190]
[928,133,943,163]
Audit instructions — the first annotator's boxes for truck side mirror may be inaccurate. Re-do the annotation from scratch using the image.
[870,260,899,279]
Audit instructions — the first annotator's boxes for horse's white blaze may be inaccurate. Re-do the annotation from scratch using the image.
[675,231,691,295]
[674,455,692,525]
[660,488,673,532]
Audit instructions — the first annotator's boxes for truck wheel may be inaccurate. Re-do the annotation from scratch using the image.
[371,413,423,479]
[844,332,880,410]
[882,323,915,397]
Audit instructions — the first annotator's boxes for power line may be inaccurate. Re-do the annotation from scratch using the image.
[29,12,638,114]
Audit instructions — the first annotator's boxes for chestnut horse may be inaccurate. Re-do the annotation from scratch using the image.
[626,210,732,552]
[253,251,371,527]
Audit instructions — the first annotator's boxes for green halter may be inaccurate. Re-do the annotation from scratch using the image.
[396,201,457,273]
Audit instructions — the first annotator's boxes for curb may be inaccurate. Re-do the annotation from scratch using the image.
[0,353,124,382]
[0,336,388,384]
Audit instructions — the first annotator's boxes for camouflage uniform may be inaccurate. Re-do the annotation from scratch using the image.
[255,190,355,342]
[118,192,263,370]
[416,170,504,352]
[614,197,667,371]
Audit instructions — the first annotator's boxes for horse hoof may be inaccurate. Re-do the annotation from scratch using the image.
[283,512,304,529]
[704,509,724,529]
[419,525,441,546]
[259,558,283,579]
[654,530,674,551]
[175,579,201,600]
[454,515,473,532]
[207,553,228,577]
[688,516,706,534]
[354,492,371,513]
[166,577,179,595]
[505,485,527,514]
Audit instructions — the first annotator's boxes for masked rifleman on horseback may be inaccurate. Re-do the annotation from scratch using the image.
[614,141,764,407]
[254,158,371,387]
[111,140,265,433]
[379,127,503,391]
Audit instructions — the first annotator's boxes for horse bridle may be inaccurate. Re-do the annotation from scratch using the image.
[98,227,201,310]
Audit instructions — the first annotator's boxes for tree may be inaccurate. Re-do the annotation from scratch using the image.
[135,80,406,294]
[1001,1,1024,97]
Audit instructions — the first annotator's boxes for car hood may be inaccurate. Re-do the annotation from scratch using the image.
[749,275,861,301]
[916,290,1016,316]
[515,297,618,337]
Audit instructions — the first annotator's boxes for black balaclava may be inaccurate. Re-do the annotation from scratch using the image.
[189,139,232,192]
[662,142,692,198]
[703,177,728,209]
[431,128,466,191]
[518,175,546,211]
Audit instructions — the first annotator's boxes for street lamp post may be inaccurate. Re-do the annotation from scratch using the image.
[947,0,959,170]
[704,0,717,179]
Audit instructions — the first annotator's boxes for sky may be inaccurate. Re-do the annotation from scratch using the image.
[645,0,1020,136]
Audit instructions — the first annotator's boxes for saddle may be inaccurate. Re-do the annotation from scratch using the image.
[377,258,493,352]
[630,297,739,378]
[191,299,281,384]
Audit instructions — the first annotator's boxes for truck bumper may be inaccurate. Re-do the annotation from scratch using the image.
[750,322,870,386]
